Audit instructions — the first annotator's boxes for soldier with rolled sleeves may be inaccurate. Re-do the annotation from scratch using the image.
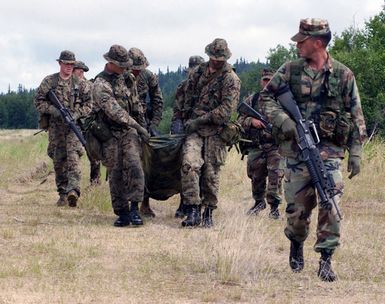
[34,50,92,207]
[180,38,241,228]
[171,55,205,218]
[92,45,149,227]
[128,47,164,217]
[261,19,367,281]
[73,61,102,186]
[238,68,284,219]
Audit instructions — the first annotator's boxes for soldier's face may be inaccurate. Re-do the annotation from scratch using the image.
[73,69,84,79]
[209,59,225,70]
[59,62,74,77]
[296,37,315,58]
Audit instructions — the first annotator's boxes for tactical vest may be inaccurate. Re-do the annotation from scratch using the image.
[185,62,233,120]
[288,59,353,146]
[38,73,79,129]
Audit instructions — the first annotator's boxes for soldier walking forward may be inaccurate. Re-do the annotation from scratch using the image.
[180,38,241,228]
[171,55,205,218]
[261,19,367,281]
[92,45,149,227]
[34,50,92,207]
[238,69,284,219]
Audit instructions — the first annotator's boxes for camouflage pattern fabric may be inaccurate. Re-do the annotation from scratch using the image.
[261,54,367,252]
[34,73,92,195]
[181,61,240,207]
[172,78,188,121]
[136,69,163,127]
[92,66,145,215]
[238,93,284,205]
[284,158,342,252]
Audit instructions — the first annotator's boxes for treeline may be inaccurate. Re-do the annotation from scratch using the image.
[0,5,384,134]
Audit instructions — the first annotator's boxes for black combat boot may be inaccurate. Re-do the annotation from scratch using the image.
[289,240,304,273]
[114,210,131,227]
[247,200,266,215]
[130,202,144,226]
[202,207,214,228]
[181,204,201,227]
[174,199,186,218]
[318,249,337,282]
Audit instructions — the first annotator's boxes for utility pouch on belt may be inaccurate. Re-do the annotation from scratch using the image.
[319,111,337,139]
[38,114,50,130]
[83,113,112,142]
[220,121,243,146]
[334,112,352,146]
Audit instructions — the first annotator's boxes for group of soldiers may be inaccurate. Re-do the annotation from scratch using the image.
[34,18,367,282]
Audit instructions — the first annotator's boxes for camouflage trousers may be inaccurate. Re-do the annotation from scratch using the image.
[284,157,343,252]
[48,122,83,196]
[101,128,144,215]
[247,144,284,205]
[181,133,227,209]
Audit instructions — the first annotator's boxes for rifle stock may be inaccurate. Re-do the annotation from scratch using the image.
[276,86,342,220]
[48,90,87,147]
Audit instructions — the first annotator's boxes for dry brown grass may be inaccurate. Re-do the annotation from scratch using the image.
[0,130,385,303]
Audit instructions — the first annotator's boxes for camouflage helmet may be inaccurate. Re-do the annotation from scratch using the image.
[128,47,149,70]
[74,61,89,72]
[188,55,205,69]
[56,50,76,64]
[205,38,232,61]
[103,44,133,68]
[291,18,331,42]
[261,68,275,80]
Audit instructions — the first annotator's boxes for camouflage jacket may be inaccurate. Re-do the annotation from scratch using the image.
[172,78,188,121]
[238,93,276,147]
[93,67,145,129]
[261,55,367,158]
[34,73,92,121]
[136,69,163,127]
[184,62,241,135]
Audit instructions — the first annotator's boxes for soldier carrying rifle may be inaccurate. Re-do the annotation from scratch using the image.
[261,19,367,281]
[34,50,92,207]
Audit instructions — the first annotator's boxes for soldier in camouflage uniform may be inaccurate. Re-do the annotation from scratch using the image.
[73,61,102,186]
[180,38,241,228]
[92,45,150,227]
[261,19,367,281]
[238,68,284,220]
[171,55,205,218]
[34,50,92,207]
[128,47,164,217]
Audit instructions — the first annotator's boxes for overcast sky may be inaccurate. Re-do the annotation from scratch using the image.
[0,0,383,93]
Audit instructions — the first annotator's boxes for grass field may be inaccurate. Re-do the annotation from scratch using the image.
[0,129,384,303]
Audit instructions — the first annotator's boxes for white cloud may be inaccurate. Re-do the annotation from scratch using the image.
[0,0,383,92]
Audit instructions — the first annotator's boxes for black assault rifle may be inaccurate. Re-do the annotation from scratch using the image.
[48,90,87,147]
[237,100,273,133]
[276,86,342,220]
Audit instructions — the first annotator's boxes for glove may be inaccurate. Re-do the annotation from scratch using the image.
[281,118,298,140]
[185,115,211,134]
[48,105,61,118]
[170,118,184,135]
[149,123,160,136]
[347,155,360,179]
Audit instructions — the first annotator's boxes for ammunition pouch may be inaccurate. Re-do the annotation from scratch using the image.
[38,113,50,130]
[219,121,243,146]
[319,111,352,147]
[83,113,113,143]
